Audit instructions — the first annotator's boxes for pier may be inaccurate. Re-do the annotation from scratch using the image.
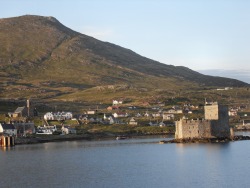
[0,135,15,147]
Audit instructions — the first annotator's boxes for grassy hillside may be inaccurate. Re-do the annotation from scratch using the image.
[0,15,248,102]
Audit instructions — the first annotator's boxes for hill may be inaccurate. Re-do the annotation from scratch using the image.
[0,15,248,102]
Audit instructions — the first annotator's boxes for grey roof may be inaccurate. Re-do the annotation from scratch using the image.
[14,106,25,114]
[1,124,15,130]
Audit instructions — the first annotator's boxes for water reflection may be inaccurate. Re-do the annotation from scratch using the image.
[1,135,172,152]
[1,134,250,188]
[0,146,15,152]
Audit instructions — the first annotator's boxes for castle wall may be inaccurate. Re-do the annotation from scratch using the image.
[175,119,212,139]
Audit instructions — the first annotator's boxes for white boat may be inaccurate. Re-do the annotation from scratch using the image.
[36,129,53,135]
[116,136,128,140]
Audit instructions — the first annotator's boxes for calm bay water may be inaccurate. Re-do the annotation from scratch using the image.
[1,134,250,188]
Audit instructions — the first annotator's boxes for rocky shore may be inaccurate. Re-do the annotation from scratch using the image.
[15,132,172,145]
[14,134,250,145]
[159,135,250,144]
[15,134,94,145]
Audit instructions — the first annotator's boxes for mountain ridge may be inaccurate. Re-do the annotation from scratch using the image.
[0,15,248,100]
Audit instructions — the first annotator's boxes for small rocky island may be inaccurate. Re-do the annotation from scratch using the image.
[160,102,248,144]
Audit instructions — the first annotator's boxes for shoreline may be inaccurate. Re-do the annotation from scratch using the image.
[159,135,250,144]
[11,132,250,146]
[15,133,173,145]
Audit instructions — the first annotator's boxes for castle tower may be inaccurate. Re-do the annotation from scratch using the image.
[204,102,219,120]
[205,102,230,138]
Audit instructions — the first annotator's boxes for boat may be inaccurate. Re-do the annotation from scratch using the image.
[116,136,128,140]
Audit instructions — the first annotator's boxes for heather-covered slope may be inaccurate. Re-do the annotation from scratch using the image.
[0,15,247,100]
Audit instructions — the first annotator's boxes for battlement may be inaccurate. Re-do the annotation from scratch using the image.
[181,118,208,124]
[205,101,218,105]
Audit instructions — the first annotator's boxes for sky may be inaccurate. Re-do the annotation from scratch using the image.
[1,0,250,83]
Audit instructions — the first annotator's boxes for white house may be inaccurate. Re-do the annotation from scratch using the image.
[109,116,116,124]
[103,114,116,124]
[44,112,54,120]
[103,114,109,120]
[86,110,96,115]
[129,117,138,125]
[152,112,162,118]
[44,112,73,121]
[112,100,123,105]
[159,122,166,127]
[144,112,150,117]
[0,123,17,136]
[113,112,128,118]
[166,108,183,114]
[64,112,73,119]
[163,113,175,120]
[135,113,142,117]
[228,110,237,116]
[61,126,76,134]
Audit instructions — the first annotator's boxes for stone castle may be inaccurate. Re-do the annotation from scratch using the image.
[175,102,230,139]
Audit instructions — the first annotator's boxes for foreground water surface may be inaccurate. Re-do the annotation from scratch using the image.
[1,133,250,188]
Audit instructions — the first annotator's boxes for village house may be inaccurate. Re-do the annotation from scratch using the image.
[159,122,166,127]
[112,99,123,105]
[149,121,159,126]
[104,113,111,120]
[103,114,117,124]
[129,117,138,125]
[128,106,137,109]
[79,114,102,124]
[89,117,102,124]
[0,123,17,136]
[228,109,238,116]
[243,120,250,126]
[148,120,168,127]
[163,113,175,120]
[80,116,88,124]
[152,112,162,118]
[8,106,28,118]
[112,112,128,118]
[44,112,73,121]
[183,104,199,109]
[144,111,150,117]
[235,120,250,130]
[166,108,183,114]
[135,113,142,117]
[86,110,96,115]
[12,121,35,136]
[61,126,77,134]
[44,112,54,120]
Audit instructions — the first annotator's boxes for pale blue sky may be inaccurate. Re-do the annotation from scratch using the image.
[1,0,250,83]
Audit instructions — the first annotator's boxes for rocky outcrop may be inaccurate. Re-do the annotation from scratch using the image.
[160,135,250,144]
